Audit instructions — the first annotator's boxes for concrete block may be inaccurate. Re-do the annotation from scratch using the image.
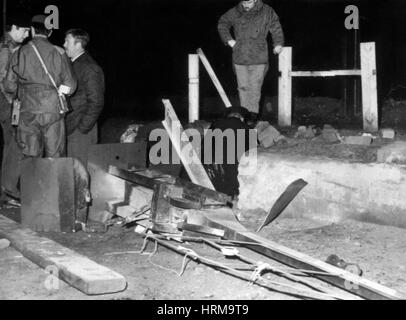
[238,152,406,229]
[295,126,315,139]
[20,158,76,233]
[377,141,406,164]
[381,128,396,139]
[343,136,372,145]
[0,238,10,250]
[87,142,147,222]
[116,206,137,219]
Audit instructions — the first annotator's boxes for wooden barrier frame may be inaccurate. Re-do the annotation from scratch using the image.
[278,42,378,132]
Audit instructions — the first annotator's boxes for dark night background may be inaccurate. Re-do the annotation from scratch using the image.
[3,0,406,123]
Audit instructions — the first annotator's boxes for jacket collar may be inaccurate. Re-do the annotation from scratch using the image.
[237,0,264,15]
[72,51,86,63]
[2,33,19,50]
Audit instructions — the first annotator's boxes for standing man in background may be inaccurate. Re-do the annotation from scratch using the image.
[218,0,284,121]
[0,15,30,203]
[4,15,77,159]
[64,29,105,167]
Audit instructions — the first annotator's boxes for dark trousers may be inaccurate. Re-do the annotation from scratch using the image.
[67,125,98,167]
[0,119,23,198]
[17,112,66,158]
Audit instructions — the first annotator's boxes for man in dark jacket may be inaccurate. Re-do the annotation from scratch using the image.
[64,29,105,167]
[0,15,30,202]
[203,106,256,198]
[4,15,77,158]
[218,0,284,120]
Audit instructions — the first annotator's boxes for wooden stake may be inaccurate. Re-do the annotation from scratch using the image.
[278,47,292,126]
[360,42,379,132]
[188,54,199,123]
[196,48,232,108]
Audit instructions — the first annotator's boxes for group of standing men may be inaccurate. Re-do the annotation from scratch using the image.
[0,14,105,204]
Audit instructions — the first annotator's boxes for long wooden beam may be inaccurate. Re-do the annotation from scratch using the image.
[108,166,231,204]
[0,215,127,295]
[198,208,405,300]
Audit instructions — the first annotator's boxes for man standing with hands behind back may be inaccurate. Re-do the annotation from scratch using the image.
[218,0,284,121]
[64,29,105,167]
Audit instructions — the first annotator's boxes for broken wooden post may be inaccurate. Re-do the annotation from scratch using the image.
[196,48,232,108]
[278,47,292,126]
[360,42,379,132]
[188,54,199,123]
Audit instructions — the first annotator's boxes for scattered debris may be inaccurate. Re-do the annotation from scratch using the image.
[83,221,108,233]
[0,238,11,250]
[326,254,363,276]
[255,121,285,148]
[120,124,143,143]
[294,126,316,139]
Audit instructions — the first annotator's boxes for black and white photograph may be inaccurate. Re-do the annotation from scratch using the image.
[0,0,406,304]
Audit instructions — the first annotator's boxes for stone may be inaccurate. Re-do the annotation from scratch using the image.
[343,136,373,145]
[381,128,396,140]
[304,127,316,139]
[377,141,406,164]
[321,128,341,143]
[255,121,284,148]
[294,126,307,138]
[0,238,10,250]
[295,126,316,139]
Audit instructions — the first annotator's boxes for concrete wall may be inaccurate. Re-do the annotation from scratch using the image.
[238,152,406,228]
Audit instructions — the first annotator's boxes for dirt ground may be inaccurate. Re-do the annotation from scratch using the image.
[1,209,406,300]
[1,97,406,300]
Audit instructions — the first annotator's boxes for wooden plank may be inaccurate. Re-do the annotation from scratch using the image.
[162,99,215,190]
[196,48,232,108]
[278,47,292,126]
[291,70,361,77]
[0,215,127,295]
[200,208,404,300]
[108,166,231,204]
[189,54,200,123]
[360,42,379,132]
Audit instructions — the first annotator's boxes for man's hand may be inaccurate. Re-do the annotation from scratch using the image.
[273,45,283,55]
[228,40,236,48]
